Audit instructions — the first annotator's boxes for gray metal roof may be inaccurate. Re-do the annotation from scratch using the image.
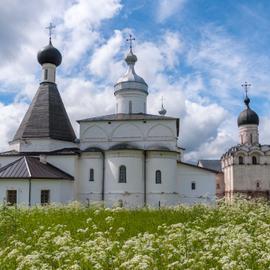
[12,82,76,142]
[0,148,80,157]
[178,161,219,173]
[0,156,73,180]
[237,108,259,126]
[237,96,259,126]
[220,143,270,159]
[78,113,178,122]
[114,50,148,94]
[198,159,221,172]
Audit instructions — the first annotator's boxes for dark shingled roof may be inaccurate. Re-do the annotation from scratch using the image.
[12,82,76,142]
[198,160,222,172]
[0,156,73,180]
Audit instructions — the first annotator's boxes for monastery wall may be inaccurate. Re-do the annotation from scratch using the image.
[177,163,216,204]
[9,138,76,152]
[0,179,74,205]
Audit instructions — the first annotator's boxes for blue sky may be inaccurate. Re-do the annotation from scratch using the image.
[0,0,270,160]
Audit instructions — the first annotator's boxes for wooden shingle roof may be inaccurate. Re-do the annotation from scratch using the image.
[12,82,76,142]
[0,157,73,180]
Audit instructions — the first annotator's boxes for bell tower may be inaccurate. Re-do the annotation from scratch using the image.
[237,82,259,145]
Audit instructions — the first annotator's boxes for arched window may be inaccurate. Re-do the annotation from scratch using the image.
[256,181,260,188]
[250,134,253,144]
[89,168,94,181]
[155,170,161,184]
[44,69,48,80]
[191,182,196,190]
[119,165,126,183]
[252,156,257,165]
[129,101,132,114]
[239,156,244,165]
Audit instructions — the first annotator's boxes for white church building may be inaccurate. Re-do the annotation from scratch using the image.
[0,36,217,207]
[221,87,270,200]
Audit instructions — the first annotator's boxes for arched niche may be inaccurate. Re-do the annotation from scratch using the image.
[147,124,174,138]
[82,125,108,141]
[111,123,143,141]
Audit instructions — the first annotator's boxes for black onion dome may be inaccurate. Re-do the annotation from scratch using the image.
[237,96,259,126]
[37,41,62,66]
[237,108,259,126]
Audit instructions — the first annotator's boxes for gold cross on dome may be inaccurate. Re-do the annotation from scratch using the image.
[126,34,135,50]
[46,22,56,41]
[241,82,251,97]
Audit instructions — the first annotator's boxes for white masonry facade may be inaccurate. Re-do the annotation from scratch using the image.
[0,38,216,207]
[221,87,270,200]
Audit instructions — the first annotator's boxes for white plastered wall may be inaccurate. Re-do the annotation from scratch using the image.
[115,90,147,114]
[239,124,259,145]
[146,151,178,207]
[79,119,178,152]
[177,163,216,204]
[9,138,77,152]
[46,155,78,200]
[77,152,103,203]
[42,63,56,83]
[105,150,144,208]
[0,179,73,205]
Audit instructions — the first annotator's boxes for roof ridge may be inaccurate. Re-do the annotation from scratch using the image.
[0,156,73,180]
[24,156,32,177]
[0,157,24,173]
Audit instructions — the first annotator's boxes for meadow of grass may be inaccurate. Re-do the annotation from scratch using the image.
[0,200,270,269]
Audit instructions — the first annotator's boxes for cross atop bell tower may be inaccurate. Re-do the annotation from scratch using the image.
[241,82,252,108]
[46,22,56,43]
[241,82,251,98]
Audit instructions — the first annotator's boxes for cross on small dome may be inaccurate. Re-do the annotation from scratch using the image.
[126,34,135,51]
[46,22,56,43]
[37,23,62,67]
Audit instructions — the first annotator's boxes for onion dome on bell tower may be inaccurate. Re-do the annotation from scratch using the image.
[10,24,76,151]
[37,23,62,83]
[237,82,259,145]
[237,95,259,127]
[114,34,148,114]
[37,40,62,67]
